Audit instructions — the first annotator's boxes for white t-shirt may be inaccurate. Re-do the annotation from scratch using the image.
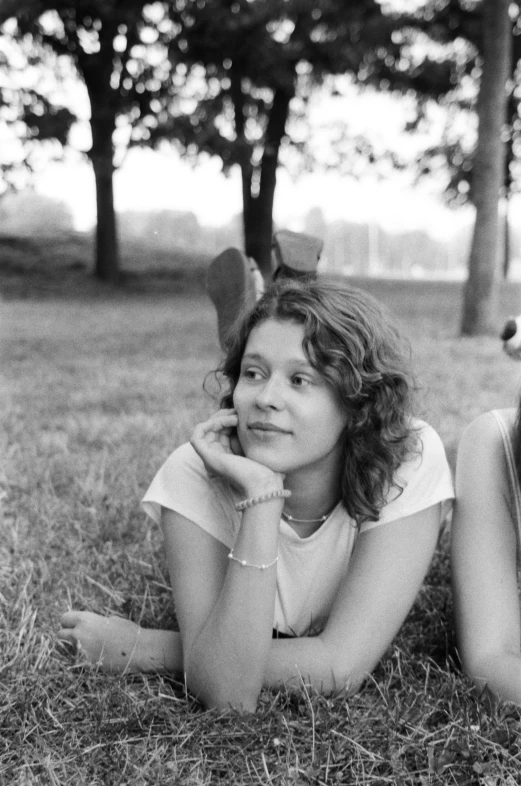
[142,420,454,636]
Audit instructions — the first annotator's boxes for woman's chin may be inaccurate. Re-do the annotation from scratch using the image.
[243,445,290,475]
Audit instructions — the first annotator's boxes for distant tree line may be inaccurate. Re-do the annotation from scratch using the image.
[8,190,521,283]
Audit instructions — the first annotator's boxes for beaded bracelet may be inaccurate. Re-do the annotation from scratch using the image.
[228,550,279,570]
[235,488,291,511]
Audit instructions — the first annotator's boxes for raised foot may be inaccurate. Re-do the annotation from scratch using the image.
[206,248,260,349]
[272,230,323,278]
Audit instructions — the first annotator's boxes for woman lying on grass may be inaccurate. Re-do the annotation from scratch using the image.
[451,321,521,706]
[60,277,453,712]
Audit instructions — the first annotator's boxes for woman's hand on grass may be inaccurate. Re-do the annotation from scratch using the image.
[190,409,282,497]
[58,611,143,673]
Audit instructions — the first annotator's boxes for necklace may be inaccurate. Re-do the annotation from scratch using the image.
[281,506,336,525]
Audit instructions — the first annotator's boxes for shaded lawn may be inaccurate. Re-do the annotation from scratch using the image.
[0,232,211,300]
[2,277,521,785]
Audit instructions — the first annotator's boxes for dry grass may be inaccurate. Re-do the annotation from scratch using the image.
[3,247,521,784]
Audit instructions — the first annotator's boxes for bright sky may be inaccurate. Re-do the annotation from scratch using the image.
[35,148,473,242]
[33,78,475,241]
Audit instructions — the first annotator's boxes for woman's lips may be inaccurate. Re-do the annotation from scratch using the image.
[247,422,290,434]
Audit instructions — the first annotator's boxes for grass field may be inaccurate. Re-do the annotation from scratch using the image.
[3,237,521,785]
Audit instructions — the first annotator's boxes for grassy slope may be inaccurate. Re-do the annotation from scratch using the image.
[0,232,211,299]
[2,236,521,784]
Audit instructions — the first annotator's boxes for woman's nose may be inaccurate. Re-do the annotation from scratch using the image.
[255,376,283,408]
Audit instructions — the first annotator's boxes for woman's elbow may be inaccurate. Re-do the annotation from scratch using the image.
[200,687,259,714]
[458,651,490,694]
[314,666,367,698]
[459,646,521,699]
[317,640,371,697]
[186,666,261,713]
[456,636,494,682]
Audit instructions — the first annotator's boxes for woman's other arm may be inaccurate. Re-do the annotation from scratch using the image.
[451,412,521,705]
[264,503,441,693]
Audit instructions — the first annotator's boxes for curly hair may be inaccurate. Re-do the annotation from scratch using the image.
[219,276,419,526]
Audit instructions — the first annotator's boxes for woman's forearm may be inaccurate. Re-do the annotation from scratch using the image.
[185,500,283,710]
[138,628,184,674]
[264,636,335,692]
[151,628,365,701]
[263,636,365,697]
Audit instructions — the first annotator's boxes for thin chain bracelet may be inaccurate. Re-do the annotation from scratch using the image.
[235,488,291,511]
[228,550,279,570]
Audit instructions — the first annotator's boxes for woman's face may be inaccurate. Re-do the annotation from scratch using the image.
[233,318,348,479]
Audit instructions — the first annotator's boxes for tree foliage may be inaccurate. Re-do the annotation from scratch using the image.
[1,0,514,330]
[333,0,514,334]
[137,0,409,274]
[0,29,75,194]
[359,1,521,214]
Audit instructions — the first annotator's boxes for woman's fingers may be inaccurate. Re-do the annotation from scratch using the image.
[191,411,239,454]
[193,410,238,437]
[57,628,77,645]
[60,611,83,629]
[190,409,279,492]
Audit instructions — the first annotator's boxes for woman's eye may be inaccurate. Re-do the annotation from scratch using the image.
[241,367,262,380]
[292,375,311,387]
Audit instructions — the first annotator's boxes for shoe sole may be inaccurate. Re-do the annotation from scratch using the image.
[272,230,323,277]
[207,248,255,347]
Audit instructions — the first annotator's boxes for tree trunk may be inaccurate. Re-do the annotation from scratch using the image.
[243,194,273,276]
[88,112,120,283]
[81,32,120,284]
[90,150,119,282]
[239,87,293,278]
[230,66,255,260]
[460,0,511,335]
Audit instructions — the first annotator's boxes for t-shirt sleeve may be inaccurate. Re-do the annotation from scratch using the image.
[360,421,455,533]
[140,442,239,547]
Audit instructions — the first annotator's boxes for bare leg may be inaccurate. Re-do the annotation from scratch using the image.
[58,611,183,675]
[249,257,265,299]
